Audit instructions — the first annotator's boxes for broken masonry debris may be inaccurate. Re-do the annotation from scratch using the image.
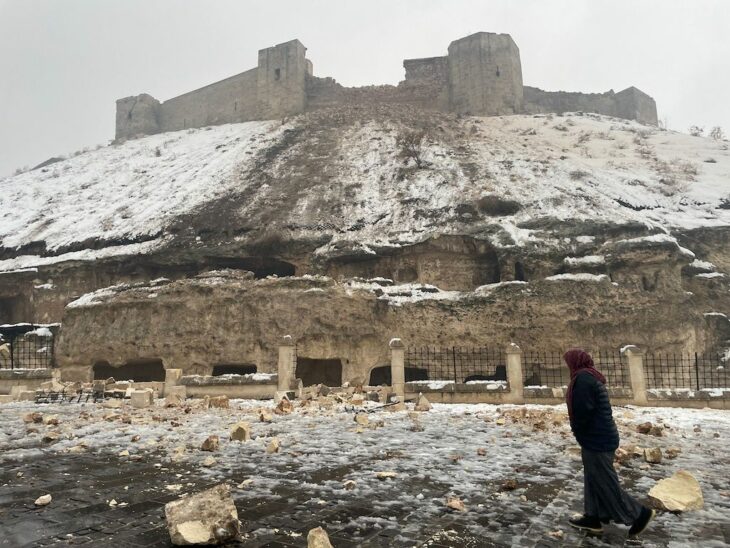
[648,470,704,511]
[164,484,240,545]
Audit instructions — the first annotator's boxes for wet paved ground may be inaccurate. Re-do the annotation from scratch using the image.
[1,401,730,547]
[3,452,727,548]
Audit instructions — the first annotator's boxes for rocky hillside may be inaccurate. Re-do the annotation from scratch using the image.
[1,105,729,274]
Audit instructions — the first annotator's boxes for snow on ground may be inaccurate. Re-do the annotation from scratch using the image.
[0,120,282,261]
[1,112,728,273]
[0,399,728,546]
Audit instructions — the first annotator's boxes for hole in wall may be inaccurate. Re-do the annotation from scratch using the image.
[93,358,166,382]
[212,363,256,376]
[274,68,281,80]
[464,365,507,383]
[296,358,342,387]
[368,366,430,386]
[514,261,526,282]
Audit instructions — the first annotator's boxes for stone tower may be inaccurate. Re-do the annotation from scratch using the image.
[447,32,523,116]
[256,39,309,120]
[115,94,160,141]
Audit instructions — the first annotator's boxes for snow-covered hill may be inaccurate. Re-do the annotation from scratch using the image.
[1,107,729,273]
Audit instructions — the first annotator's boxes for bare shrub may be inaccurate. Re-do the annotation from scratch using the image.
[476,195,521,216]
[576,131,592,145]
[689,125,704,137]
[396,130,427,168]
[569,170,589,181]
[710,126,726,141]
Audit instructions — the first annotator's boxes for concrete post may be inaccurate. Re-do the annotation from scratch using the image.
[163,368,183,398]
[389,338,406,401]
[505,343,524,404]
[622,345,648,405]
[277,335,297,392]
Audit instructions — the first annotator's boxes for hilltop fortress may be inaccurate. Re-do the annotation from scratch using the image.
[116,32,658,140]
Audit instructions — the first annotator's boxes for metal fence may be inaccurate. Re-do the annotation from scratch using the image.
[0,326,55,370]
[522,349,629,388]
[644,352,729,390]
[405,346,506,383]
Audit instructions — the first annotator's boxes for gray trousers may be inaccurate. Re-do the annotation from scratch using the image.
[582,448,644,525]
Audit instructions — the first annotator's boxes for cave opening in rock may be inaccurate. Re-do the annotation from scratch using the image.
[464,365,507,383]
[205,257,295,278]
[0,295,32,324]
[92,358,166,382]
[514,261,526,282]
[212,363,257,376]
[368,365,430,385]
[296,357,342,387]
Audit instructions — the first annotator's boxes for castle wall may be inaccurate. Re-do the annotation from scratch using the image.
[115,33,657,140]
[447,32,523,116]
[158,68,259,132]
[524,85,658,125]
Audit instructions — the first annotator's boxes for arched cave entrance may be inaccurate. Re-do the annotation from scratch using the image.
[368,365,430,386]
[212,363,257,376]
[514,261,526,282]
[296,357,342,387]
[93,358,166,382]
[464,365,507,383]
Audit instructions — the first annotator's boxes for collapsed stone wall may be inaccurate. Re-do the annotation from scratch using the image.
[524,86,658,126]
[116,32,657,141]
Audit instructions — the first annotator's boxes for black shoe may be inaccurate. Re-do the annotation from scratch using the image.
[569,514,603,534]
[628,506,656,537]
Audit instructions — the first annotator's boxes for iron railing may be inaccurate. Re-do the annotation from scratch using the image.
[522,349,629,388]
[405,346,506,384]
[644,352,729,390]
[0,325,55,370]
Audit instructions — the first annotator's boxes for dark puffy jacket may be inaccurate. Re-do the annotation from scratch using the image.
[569,371,619,452]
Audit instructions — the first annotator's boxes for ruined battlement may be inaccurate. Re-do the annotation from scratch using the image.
[115,32,657,140]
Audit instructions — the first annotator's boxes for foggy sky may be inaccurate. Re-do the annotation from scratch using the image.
[1,0,729,177]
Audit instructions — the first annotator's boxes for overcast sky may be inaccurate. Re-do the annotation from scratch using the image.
[1,0,729,177]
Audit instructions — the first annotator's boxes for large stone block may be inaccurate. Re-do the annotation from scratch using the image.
[648,470,703,511]
[130,388,154,409]
[165,386,187,406]
[164,484,240,545]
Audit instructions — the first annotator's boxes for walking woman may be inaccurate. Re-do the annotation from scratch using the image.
[564,349,655,537]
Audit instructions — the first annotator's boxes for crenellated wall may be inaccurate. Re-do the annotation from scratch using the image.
[115,32,658,141]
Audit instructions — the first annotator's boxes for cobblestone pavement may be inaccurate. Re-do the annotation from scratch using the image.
[2,451,727,547]
[1,401,729,547]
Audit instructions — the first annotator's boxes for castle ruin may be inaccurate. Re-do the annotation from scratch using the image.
[115,32,658,140]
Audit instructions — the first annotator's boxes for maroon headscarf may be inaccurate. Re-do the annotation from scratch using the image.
[564,348,606,420]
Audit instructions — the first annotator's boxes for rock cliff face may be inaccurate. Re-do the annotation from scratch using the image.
[1,105,729,378]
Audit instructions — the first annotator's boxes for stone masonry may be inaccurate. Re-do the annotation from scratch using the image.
[115,32,657,140]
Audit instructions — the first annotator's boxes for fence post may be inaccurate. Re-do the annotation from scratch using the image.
[622,345,648,405]
[277,335,297,392]
[390,338,406,401]
[505,343,524,404]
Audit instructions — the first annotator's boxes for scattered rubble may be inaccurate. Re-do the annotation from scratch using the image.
[230,422,251,442]
[208,396,229,409]
[644,447,663,464]
[164,484,240,545]
[201,435,219,452]
[307,526,333,548]
[446,496,466,511]
[648,470,704,512]
[414,393,432,412]
[376,471,397,480]
[266,437,280,454]
[34,494,52,506]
